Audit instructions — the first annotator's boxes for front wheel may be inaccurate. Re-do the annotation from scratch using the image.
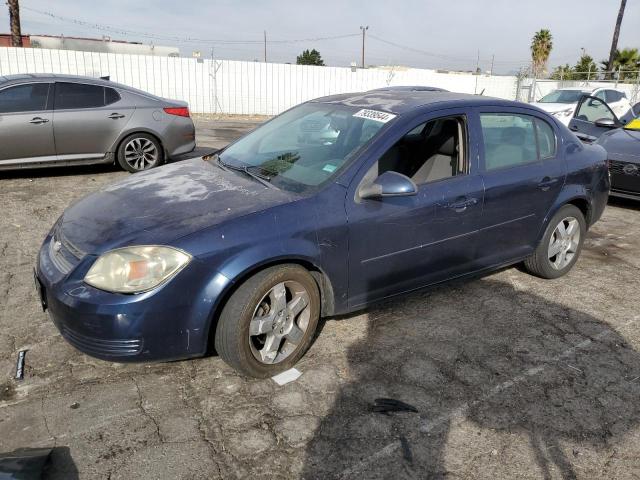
[524,205,586,279]
[214,265,320,378]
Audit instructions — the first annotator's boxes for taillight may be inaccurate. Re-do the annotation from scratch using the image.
[163,107,190,118]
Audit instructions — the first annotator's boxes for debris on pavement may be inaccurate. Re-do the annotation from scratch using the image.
[271,368,302,385]
[371,398,419,415]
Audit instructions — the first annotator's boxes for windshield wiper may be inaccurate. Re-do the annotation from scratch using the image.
[214,155,274,188]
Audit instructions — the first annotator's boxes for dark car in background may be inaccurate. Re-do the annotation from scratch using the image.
[0,74,195,173]
[568,95,640,200]
[35,90,609,378]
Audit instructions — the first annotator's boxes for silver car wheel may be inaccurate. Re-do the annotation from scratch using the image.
[124,138,159,171]
[249,281,311,365]
[548,216,580,270]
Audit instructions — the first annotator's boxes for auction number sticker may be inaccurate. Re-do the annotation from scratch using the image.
[352,109,397,123]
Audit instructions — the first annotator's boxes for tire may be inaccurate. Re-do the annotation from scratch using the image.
[214,265,321,378]
[116,133,164,173]
[524,205,586,279]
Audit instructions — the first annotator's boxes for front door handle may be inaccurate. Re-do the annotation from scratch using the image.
[569,125,578,131]
[447,197,478,212]
[108,113,125,119]
[538,177,559,191]
[29,117,49,124]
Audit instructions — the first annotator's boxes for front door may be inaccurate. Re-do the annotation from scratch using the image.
[475,108,566,268]
[346,110,484,308]
[0,82,55,166]
[568,95,621,139]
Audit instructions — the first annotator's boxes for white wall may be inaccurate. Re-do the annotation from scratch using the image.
[0,47,637,115]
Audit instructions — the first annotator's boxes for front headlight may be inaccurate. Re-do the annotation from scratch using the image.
[84,246,191,293]
[552,108,574,117]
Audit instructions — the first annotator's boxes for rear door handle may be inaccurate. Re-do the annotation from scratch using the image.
[538,177,559,191]
[447,197,478,212]
[29,117,49,124]
[108,113,125,119]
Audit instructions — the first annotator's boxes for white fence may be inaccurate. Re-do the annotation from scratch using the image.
[0,47,638,115]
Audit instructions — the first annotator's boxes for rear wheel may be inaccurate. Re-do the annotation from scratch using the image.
[117,133,163,173]
[214,265,320,378]
[524,205,586,279]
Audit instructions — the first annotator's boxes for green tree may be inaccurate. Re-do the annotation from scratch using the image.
[550,64,574,80]
[296,49,325,66]
[601,48,640,80]
[530,29,553,78]
[573,54,597,80]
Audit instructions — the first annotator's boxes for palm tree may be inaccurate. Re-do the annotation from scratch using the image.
[615,48,639,80]
[7,0,23,47]
[606,0,627,77]
[531,30,553,78]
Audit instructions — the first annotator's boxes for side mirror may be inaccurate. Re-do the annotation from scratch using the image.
[359,171,418,199]
[594,118,619,129]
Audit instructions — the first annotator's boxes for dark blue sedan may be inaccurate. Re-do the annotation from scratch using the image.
[35,90,610,377]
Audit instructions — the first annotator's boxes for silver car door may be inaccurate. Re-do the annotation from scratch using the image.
[0,82,55,166]
[52,82,132,161]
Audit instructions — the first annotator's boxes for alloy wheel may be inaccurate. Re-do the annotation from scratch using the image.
[124,137,159,171]
[548,216,580,270]
[249,281,311,364]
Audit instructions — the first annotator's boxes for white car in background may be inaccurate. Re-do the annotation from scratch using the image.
[532,87,633,125]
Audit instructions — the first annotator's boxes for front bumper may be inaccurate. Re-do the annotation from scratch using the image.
[35,233,230,362]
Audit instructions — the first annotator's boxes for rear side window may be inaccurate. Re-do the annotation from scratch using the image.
[534,118,556,159]
[0,83,50,113]
[480,114,538,170]
[104,87,120,106]
[605,90,623,103]
[55,82,106,109]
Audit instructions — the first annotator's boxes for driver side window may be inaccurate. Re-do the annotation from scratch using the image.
[575,97,617,123]
[371,116,467,186]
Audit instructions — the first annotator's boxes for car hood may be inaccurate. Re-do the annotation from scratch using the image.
[531,102,576,113]
[597,128,640,164]
[58,158,295,254]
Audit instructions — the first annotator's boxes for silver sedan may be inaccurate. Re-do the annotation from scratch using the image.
[0,73,196,173]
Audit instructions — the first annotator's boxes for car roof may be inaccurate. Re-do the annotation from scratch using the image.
[310,90,524,115]
[0,73,167,100]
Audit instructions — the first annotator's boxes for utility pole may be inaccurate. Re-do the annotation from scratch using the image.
[490,54,495,76]
[263,30,267,63]
[359,25,368,68]
[7,0,23,47]
[606,0,627,78]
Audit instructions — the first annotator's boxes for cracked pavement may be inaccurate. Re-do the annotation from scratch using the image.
[1,117,640,479]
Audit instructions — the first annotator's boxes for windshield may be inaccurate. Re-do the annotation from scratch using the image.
[218,103,391,193]
[538,90,587,104]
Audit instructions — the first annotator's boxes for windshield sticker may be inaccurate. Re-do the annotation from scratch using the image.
[322,164,338,173]
[353,109,397,123]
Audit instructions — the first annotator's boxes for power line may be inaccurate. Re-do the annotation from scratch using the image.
[20,5,360,46]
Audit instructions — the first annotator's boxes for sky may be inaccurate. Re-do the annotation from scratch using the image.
[2,0,640,74]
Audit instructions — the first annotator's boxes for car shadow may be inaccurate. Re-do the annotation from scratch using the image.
[301,277,640,479]
[0,146,216,180]
[608,196,640,211]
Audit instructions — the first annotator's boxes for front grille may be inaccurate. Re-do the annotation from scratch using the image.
[61,326,143,357]
[48,224,86,274]
[610,160,640,177]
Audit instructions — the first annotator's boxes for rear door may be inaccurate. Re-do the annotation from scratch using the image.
[0,82,55,165]
[53,82,132,161]
[475,108,566,268]
[568,95,621,139]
